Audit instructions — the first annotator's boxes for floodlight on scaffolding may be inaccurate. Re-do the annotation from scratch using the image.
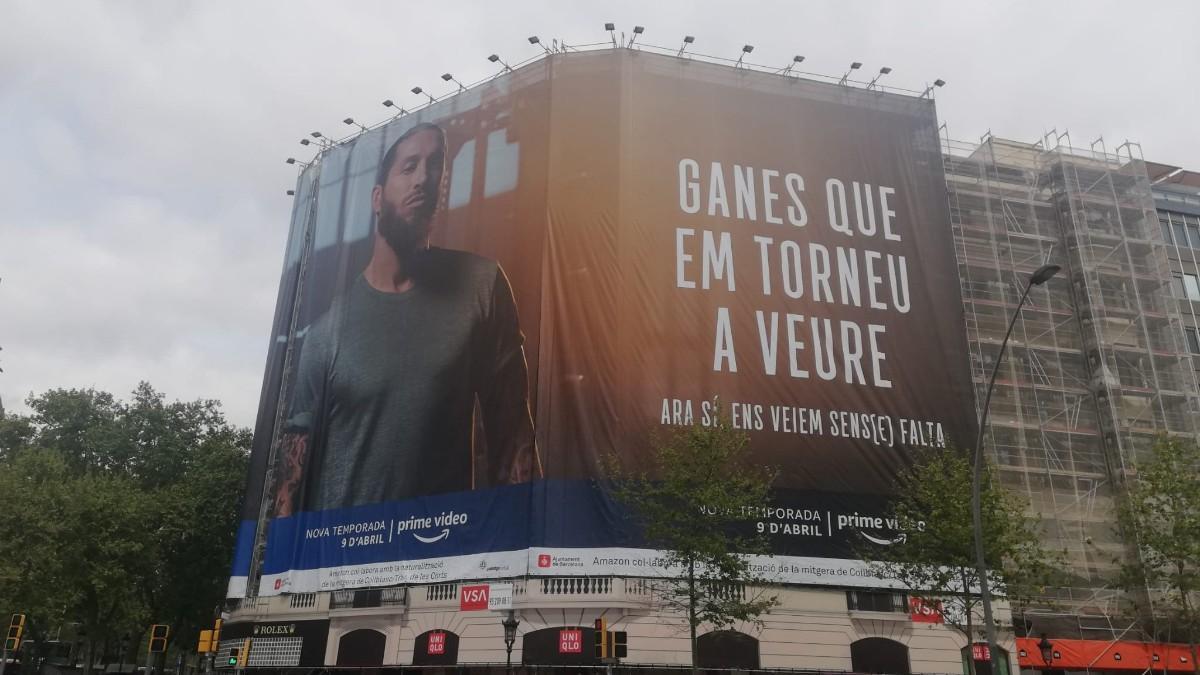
[441,72,466,91]
[411,86,437,104]
[677,35,695,57]
[838,61,863,86]
[382,99,408,117]
[343,117,369,132]
[628,25,644,48]
[919,79,946,98]
[488,54,513,72]
[286,189,295,196]
[735,44,754,68]
[866,66,892,90]
[781,54,805,76]
[605,22,617,47]
[529,35,552,54]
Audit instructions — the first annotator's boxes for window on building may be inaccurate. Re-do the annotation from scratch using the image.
[1161,216,1174,242]
[1189,223,1200,249]
[846,590,908,612]
[1185,274,1200,301]
[1173,274,1186,298]
[1186,328,1200,355]
[1175,222,1189,248]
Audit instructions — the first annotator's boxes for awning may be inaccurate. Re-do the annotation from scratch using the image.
[1016,637,1196,671]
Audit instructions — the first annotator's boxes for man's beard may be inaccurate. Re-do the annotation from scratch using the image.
[377,206,432,261]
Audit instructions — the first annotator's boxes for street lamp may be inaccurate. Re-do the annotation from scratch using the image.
[972,263,1061,671]
[502,610,519,675]
[1038,635,1055,669]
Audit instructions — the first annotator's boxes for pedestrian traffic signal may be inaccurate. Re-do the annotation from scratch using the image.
[226,648,238,666]
[149,624,169,653]
[5,614,25,651]
[613,631,628,658]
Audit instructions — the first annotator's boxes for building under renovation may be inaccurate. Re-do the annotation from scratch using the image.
[944,134,1200,650]
[215,41,1200,674]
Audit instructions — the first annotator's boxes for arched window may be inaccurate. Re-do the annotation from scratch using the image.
[336,628,386,667]
[851,637,911,675]
[521,626,597,666]
[696,630,759,670]
[960,644,1011,675]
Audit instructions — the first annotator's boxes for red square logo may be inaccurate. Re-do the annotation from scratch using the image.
[460,584,490,611]
[274,579,282,590]
[427,631,446,655]
[538,554,552,568]
[558,629,582,654]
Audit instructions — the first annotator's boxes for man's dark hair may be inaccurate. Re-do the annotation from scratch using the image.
[376,122,447,187]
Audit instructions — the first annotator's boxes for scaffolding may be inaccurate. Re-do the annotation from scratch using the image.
[942,134,1200,631]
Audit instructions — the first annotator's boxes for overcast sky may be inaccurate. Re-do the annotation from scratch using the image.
[1,1,1197,429]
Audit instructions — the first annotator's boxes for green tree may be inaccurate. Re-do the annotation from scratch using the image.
[607,411,778,674]
[860,447,1059,675]
[1117,436,1200,673]
[0,384,249,673]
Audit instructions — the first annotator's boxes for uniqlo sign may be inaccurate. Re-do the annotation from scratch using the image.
[972,643,991,662]
[908,597,944,624]
[460,584,490,611]
[427,632,446,655]
[558,629,583,654]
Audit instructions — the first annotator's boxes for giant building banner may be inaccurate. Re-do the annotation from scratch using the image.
[228,50,975,597]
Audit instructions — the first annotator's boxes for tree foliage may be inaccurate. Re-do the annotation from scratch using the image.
[1117,436,1200,671]
[0,384,249,672]
[607,410,779,671]
[861,446,1060,668]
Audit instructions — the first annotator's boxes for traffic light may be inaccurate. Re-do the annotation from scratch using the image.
[237,639,250,667]
[226,648,238,667]
[613,631,628,659]
[5,614,25,651]
[149,624,169,653]
[593,618,607,658]
[197,630,213,654]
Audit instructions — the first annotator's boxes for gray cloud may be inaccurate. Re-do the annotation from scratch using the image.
[1,0,1197,426]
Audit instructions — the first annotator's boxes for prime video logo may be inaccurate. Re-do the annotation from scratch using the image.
[837,511,921,545]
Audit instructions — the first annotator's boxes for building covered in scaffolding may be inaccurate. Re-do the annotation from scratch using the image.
[944,133,1200,650]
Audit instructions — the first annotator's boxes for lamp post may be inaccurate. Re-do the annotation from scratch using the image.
[119,634,130,673]
[502,610,519,675]
[972,263,1061,674]
[1038,635,1055,670]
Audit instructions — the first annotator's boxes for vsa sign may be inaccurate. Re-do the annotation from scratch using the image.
[909,597,944,624]
[460,583,514,611]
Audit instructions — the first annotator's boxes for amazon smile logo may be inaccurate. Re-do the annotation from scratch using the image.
[395,510,470,544]
[413,529,450,543]
[859,531,907,546]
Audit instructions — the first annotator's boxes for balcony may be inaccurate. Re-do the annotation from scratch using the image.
[329,586,407,610]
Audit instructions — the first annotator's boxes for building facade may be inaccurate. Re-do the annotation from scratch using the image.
[222,49,1200,675]
[222,582,1001,673]
[945,135,1200,661]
